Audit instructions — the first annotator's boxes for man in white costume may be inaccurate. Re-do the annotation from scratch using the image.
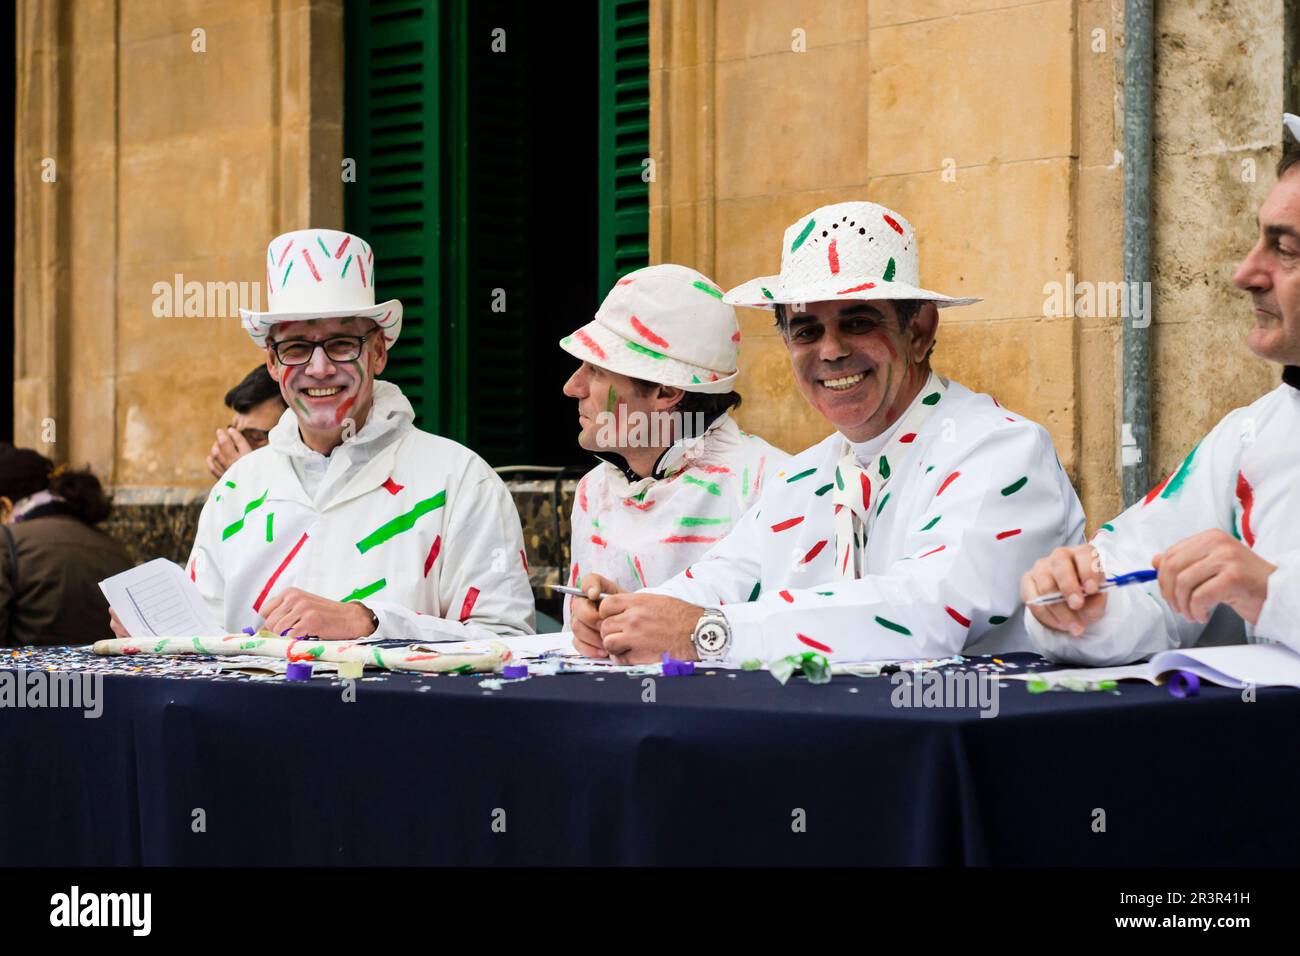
[558,264,790,632]
[1023,139,1300,664]
[111,229,535,641]
[571,201,1085,665]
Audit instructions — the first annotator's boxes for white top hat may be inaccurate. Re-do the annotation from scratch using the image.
[559,264,741,394]
[724,201,979,310]
[240,229,403,348]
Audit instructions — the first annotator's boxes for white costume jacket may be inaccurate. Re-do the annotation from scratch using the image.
[187,381,535,641]
[564,414,789,624]
[647,379,1086,663]
[1027,372,1300,665]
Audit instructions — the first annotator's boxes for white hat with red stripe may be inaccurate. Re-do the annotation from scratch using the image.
[240,229,402,348]
[559,263,740,394]
[723,201,979,310]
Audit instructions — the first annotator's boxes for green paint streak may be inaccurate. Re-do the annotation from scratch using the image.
[748,580,761,602]
[281,259,294,286]
[761,287,774,299]
[692,280,723,299]
[293,396,309,415]
[920,515,941,531]
[989,615,1008,625]
[790,218,816,252]
[786,467,817,483]
[742,466,750,497]
[883,257,896,282]
[814,483,834,496]
[266,512,274,542]
[1160,442,1201,500]
[308,643,326,659]
[355,491,447,553]
[835,466,845,491]
[626,341,667,359]
[921,391,941,406]
[876,491,891,516]
[878,455,891,480]
[341,577,387,603]
[561,335,574,347]
[341,254,352,278]
[1100,522,1116,533]
[680,515,729,526]
[224,480,237,489]
[633,486,649,502]
[606,385,618,413]
[373,648,385,667]
[925,465,935,474]
[1000,476,1028,496]
[221,488,270,540]
[682,474,722,496]
[816,591,835,596]
[153,639,169,653]
[692,375,701,383]
[875,615,912,636]
[193,637,206,653]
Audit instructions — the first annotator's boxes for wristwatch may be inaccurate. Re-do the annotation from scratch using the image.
[357,603,380,636]
[691,608,732,662]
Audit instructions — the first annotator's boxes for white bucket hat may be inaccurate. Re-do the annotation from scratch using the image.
[240,229,403,348]
[724,201,979,310]
[559,263,740,394]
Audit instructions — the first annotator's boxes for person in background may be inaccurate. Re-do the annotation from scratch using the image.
[0,446,134,646]
[206,365,288,479]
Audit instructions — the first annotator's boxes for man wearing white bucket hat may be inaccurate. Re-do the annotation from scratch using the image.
[557,264,790,635]
[110,228,534,642]
[571,201,1084,665]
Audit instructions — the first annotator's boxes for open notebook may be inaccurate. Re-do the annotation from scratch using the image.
[1011,643,1300,690]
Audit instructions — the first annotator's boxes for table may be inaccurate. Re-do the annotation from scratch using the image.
[2,650,1297,865]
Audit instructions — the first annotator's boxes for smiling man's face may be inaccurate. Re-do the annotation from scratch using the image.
[782,299,938,442]
[1233,165,1300,365]
[265,315,387,439]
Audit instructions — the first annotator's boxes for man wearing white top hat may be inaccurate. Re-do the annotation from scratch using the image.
[557,264,791,643]
[110,229,535,641]
[571,201,1085,665]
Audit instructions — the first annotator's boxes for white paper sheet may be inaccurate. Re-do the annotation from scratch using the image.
[98,558,224,638]
[1008,642,1300,689]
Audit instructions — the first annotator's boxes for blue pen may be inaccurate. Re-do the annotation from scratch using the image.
[1027,568,1158,607]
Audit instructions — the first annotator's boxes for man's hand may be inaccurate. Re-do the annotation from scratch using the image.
[108,606,131,638]
[1154,529,1276,625]
[571,573,621,658]
[1021,543,1108,636]
[206,426,254,480]
[260,587,378,640]
[599,593,703,664]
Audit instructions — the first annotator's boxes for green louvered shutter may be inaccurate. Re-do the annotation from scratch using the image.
[344,0,459,439]
[596,0,650,298]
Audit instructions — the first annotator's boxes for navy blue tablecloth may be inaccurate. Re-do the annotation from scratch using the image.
[2,653,1297,865]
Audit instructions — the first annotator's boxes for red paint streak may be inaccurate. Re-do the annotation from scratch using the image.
[252,532,309,614]
[570,563,580,586]
[899,432,916,443]
[622,499,655,511]
[731,330,742,343]
[841,544,851,573]
[381,476,404,495]
[662,535,720,544]
[701,465,731,474]
[266,266,274,295]
[277,240,294,266]
[189,559,196,582]
[333,394,357,425]
[1143,471,1173,506]
[590,535,608,548]
[836,282,876,295]
[936,471,961,496]
[797,633,833,653]
[121,645,140,655]
[1236,470,1256,546]
[334,235,350,258]
[630,315,670,348]
[520,549,529,573]
[423,535,441,577]
[883,214,904,235]
[996,529,1022,540]
[802,539,829,564]
[578,478,589,513]
[918,545,946,558]
[616,277,636,286]
[458,587,481,622]
[403,654,444,662]
[301,248,322,282]
[945,606,972,627]
[575,329,607,360]
[357,257,368,287]
[685,567,694,579]
[779,590,794,603]
[880,337,897,361]
[771,516,805,533]
[634,556,647,585]
[860,472,872,511]
[827,238,840,275]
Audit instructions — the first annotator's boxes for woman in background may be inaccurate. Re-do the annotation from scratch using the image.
[0,446,134,646]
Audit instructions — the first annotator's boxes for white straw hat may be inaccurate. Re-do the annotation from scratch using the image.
[724,201,979,310]
[559,264,741,394]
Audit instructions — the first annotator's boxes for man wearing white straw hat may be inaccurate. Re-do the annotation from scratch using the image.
[557,264,790,638]
[109,228,535,642]
[571,201,1084,665]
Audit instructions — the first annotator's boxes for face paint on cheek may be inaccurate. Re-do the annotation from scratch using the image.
[605,385,618,415]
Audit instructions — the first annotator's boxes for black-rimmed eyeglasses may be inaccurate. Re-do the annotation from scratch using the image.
[268,328,379,366]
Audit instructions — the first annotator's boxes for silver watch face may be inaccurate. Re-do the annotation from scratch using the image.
[695,621,729,655]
